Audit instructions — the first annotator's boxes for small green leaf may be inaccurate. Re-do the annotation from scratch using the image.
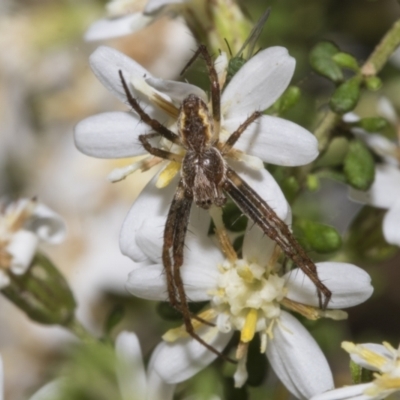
[365,75,382,91]
[310,41,343,82]
[306,174,320,191]
[344,140,375,190]
[350,360,374,384]
[330,75,362,114]
[358,117,388,132]
[273,86,301,114]
[104,304,124,336]
[332,52,359,71]
[295,220,342,253]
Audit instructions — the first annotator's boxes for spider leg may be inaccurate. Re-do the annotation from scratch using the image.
[223,168,332,310]
[181,45,221,141]
[139,133,183,163]
[119,70,181,145]
[221,111,263,155]
[163,180,235,362]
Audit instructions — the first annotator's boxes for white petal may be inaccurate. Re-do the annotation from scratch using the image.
[0,272,10,289]
[25,203,66,244]
[229,161,289,221]
[383,200,400,246]
[115,331,147,400]
[146,77,207,105]
[28,380,64,400]
[84,14,151,41]
[90,46,162,115]
[144,0,186,14]
[349,343,391,371]
[153,329,233,384]
[224,115,318,166]
[242,224,276,267]
[74,112,146,158]
[266,311,334,400]
[127,263,218,302]
[222,47,295,118]
[349,164,400,209]
[310,383,372,400]
[135,217,165,262]
[120,173,178,262]
[7,231,39,274]
[284,262,373,309]
[377,97,398,126]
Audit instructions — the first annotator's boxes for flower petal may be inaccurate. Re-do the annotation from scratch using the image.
[153,328,233,384]
[349,164,400,209]
[74,112,146,158]
[383,200,400,246]
[28,380,64,400]
[115,331,147,400]
[8,231,39,274]
[27,203,67,244]
[284,262,373,309]
[119,173,177,262]
[377,97,398,126]
[242,224,276,267]
[230,161,289,221]
[84,14,151,41]
[348,343,391,371]
[144,0,187,14]
[310,383,372,400]
[221,47,295,118]
[0,272,10,289]
[224,115,318,166]
[127,263,218,302]
[146,77,207,106]
[266,311,334,400]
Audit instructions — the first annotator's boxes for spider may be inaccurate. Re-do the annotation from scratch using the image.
[118,45,331,358]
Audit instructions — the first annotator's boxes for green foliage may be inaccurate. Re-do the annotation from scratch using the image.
[316,137,350,168]
[223,201,248,232]
[332,52,360,71]
[358,117,388,132]
[330,75,362,114]
[246,335,268,386]
[270,86,301,114]
[344,140,375,190]
[350,360,374,384]
[104,304,125,337]
[294,220,342,253]
[365,76,382,91]
[1,253,76,325]
[345,206,398,263]
[310,41,343,82]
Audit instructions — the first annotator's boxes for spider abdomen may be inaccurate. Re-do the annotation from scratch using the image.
[181,148,227,209]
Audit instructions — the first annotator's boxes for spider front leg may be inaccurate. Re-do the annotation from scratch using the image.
[139,133,183,163]
[119,70,180,145]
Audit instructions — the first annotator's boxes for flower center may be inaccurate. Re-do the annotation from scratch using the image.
[210,258,287,344]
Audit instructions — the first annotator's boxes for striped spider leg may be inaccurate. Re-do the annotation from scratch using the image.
[119,45,331,359]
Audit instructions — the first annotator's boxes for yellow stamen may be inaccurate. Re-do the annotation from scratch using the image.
[237,264,254,283]
[240,308,258,343]
[342,342,388,370]
[374,375,400,390]
[162,309,217,342]
[156,161,181,188]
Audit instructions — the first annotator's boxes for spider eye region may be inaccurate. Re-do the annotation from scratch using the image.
[178,94,213,150]
[181,148,227,209]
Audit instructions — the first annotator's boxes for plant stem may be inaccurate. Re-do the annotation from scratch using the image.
[66,317,97,343]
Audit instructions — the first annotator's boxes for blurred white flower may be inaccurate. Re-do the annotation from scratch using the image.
[311,341,400,400]
[84,0,188,41]
[348,98,400,246]
[126,209,373,399]
[0,198,66,288]
[74,45,319,261]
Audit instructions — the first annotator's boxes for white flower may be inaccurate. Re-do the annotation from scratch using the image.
[126,208,373,399]
[311,341,400,400]
[0,198,66,288]
[84,0,188,41]
[74,45,319,261]
[347,98,400,246]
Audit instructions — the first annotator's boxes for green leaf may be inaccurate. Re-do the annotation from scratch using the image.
[365,76,382,91]
[330,75,362,114]
[272,86,301,114]
[104,304,125,336]
[223,201,248,232]
[295,220,342,253]
[332,52,359,71]
[344,140,375,190]
[358,117,388,132]
[310,41,343,82]
[350,360,374,384]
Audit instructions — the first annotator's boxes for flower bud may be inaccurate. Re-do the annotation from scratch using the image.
[330,75,362,114]
[1,253,76,325]
[310,41,343,82]
[332,52,359,71]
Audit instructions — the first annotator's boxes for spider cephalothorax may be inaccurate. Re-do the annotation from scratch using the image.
[118,45,332,358]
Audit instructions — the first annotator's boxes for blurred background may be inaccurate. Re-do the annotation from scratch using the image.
[0,0,400,399]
